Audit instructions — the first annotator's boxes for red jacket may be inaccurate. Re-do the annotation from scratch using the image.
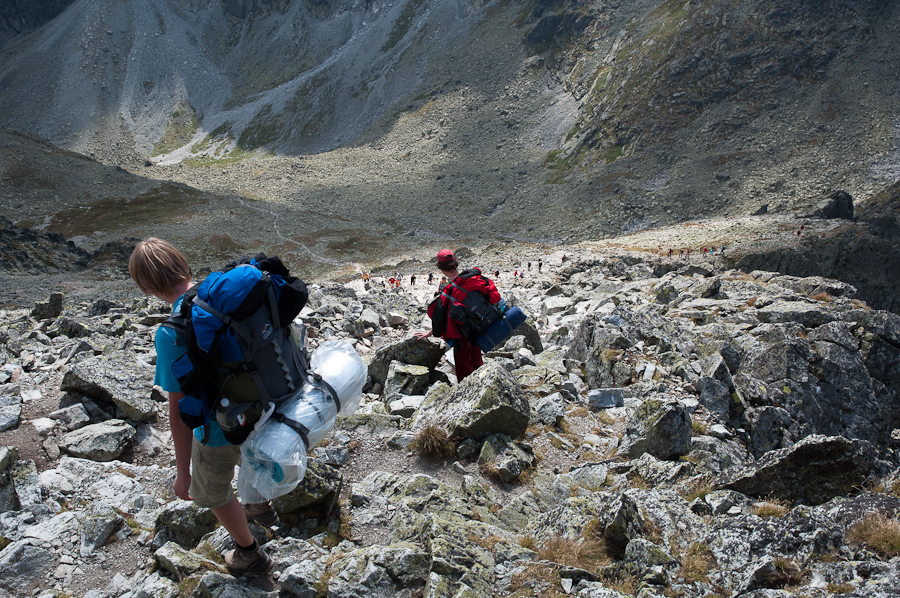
[427,268,501,340]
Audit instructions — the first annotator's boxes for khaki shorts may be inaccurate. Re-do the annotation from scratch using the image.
[189,438,241,509]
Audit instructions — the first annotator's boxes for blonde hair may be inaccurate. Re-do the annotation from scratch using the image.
[128,238,191,296]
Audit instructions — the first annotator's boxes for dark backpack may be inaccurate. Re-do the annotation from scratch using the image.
[161,253,336,445]
[444,270,503,342]
[428,292,450,338]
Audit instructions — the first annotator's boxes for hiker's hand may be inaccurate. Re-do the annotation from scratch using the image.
[414,330,432,340]
[174,472,193,500]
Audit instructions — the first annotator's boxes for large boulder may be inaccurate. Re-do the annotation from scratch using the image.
[153,500,218,550]
[382,361,431,404]
[273,458,342,517]
[367,337,445,385]
[0,541,56,593]
[325,542,430,598]
[617,396,692,460]
[0,446,20,512]
[60,351,157,421]
[718,435,879,505]
[59,419,136,461]
[409,361,531,440]
[477,434,536,483]
[804,190,854,220]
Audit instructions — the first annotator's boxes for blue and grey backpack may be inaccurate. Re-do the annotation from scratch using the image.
[161,253,338,445]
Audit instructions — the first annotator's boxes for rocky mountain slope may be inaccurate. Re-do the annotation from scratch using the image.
[1,246,900,598]
[1,0,899,245]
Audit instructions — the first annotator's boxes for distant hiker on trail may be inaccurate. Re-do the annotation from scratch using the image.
[494,269,500,278]
[411,274,416,285]
[415,249,502,381]
[561,254,566,263]
[514,269,518,279]
[538,259,542,273]
[428,272,434,284]
[527,262,531,271]
[128,238,275,574]
[668,248,673,258]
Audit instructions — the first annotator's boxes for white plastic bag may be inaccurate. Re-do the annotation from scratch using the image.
[311,340,366,416]
[237,411,308,501]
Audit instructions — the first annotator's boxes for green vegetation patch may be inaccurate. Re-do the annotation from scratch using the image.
[45,183,210,237]
[152,101,200,157]
[382,0,426,53]
[238,105,283,151]
[604,144,624,163]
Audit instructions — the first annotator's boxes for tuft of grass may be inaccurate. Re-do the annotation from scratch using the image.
[642,518,663,544]
[595,410,615,426]
[509,562,566,598]
[409,425,454,458]
[539,535,610,571]
[0,536,10,552]
[478,462,505,483]
[753,497,790,518]
[605,144,624,163]
[812,292,834,303]
[468,533,504,552]
[177,576,200,597]
[769,557,804,588]
[195,541,225,566]
[570,406,590,418]
[681,477,714,502]
[846,511,900,558]
[628,474,650,490]
[680,542,716,584]
[691,420,708,435]
[518,534,538,550]
[826,582,855,594]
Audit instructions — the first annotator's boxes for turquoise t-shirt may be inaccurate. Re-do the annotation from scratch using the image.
[155,295,227,447]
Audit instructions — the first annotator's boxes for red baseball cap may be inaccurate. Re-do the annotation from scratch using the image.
[436,249,455,264]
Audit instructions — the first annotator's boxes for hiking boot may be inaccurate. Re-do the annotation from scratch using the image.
[244,501,281,528]
[225,542,273,574]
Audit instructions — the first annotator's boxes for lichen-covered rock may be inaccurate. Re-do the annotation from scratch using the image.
[155,541,224,580]
[383,361,431,404]
[477,434,535,483]
[410,361,530,440]
[0,396,22,433]
[326,542,429,598]
[512,364,565,396]
[153,500,218,550]
[623,538,677,578]
[368,337,445,385]
[273,458,341,517]
[31,292,63,320]
[79,500,123,557]
[0,540,56,593]
[531,392,565,426]
[132,571,179,598]
[59,419,136,461]
[60,351,157,421]
[196,570,271,597]
[0,446,19,512]
[718,435,879,505]
[279,559,326,598]
[618,397,692,460]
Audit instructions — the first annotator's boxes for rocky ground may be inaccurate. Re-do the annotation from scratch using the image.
[1,237,900,598]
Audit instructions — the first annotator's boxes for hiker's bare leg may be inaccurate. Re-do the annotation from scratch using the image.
[213,495,254,546]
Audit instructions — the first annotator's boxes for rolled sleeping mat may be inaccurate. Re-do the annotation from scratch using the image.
[310,340,367,416]
[477,306,527,353]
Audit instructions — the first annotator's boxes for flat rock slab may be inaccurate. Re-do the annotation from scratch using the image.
[60,350,156,421]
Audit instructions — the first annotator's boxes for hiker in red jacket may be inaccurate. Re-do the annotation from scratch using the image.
[415,249,501,381]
